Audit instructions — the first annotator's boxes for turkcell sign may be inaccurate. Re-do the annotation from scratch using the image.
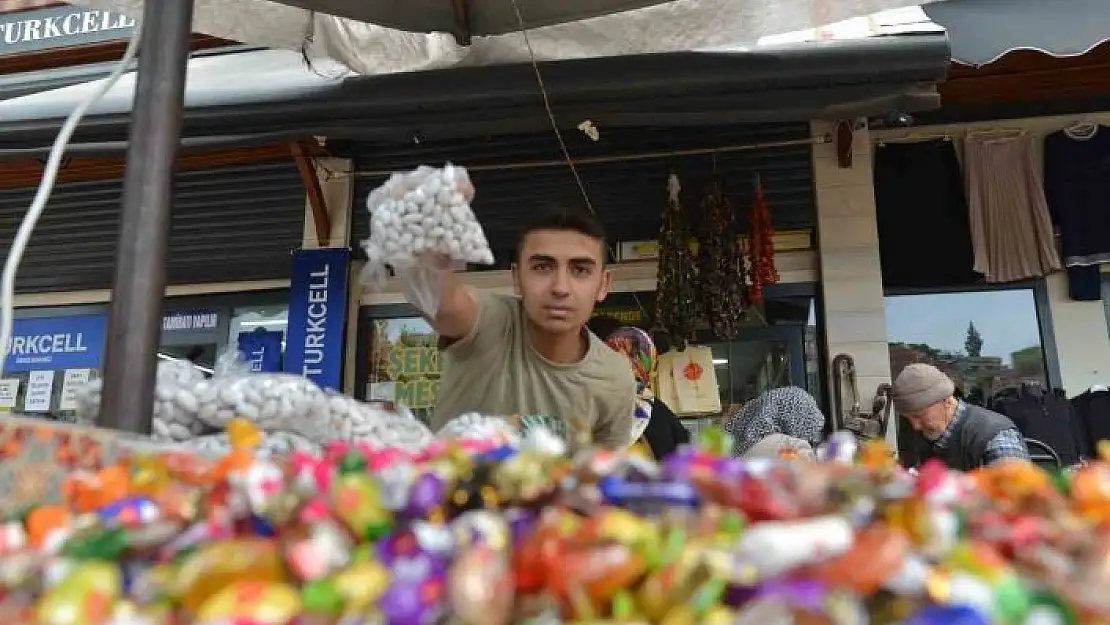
[3,314,108,374]
[284,249,350,390]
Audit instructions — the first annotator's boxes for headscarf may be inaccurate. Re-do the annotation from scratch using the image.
[605,327,657,444]
[742,433,817,461]
[604,326,656,395]
[724,386,825,457]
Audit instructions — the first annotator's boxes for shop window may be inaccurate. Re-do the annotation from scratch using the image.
[700,295,820,416]
[362,316,440,424]
[228,305,290,373]
[884,287,1051,403]
[3,294,289,422]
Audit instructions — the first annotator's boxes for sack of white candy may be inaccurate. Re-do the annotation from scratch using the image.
[361,164,495,316]
[74,357,213,441]
[74,349,435,453]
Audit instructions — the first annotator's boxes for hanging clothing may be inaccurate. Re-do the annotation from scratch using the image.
[963,134,1061,283]
[991,385,1088,465]
[874,140,980,288]
[723,386,825,457]
[1044,126,1110,300]
[1072,387,1110,453]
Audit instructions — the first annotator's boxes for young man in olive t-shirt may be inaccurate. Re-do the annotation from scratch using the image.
[415,209,637,449]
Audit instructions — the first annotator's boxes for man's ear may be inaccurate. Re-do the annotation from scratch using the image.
[511,262,521,296]
[596,268,613,303]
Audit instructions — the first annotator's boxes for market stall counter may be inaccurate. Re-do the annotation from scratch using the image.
[0,409,1104,624]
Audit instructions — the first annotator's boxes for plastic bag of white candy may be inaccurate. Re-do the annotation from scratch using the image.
[73,357,212,442]
[73,349,435,450]
[361,164,495,317]
[192,371,433,451]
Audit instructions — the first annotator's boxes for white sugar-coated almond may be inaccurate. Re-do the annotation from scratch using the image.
[174,389,199,413]
[198,402,218,424]
[218,386,240,405]
[155,384,174,402]
[243,386,263,406]
[169,423,192,441]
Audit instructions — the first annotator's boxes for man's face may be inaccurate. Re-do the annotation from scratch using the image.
[513,229,611,335]
[903,397,954,441]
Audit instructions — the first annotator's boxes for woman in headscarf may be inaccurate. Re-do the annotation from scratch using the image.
[588,316,690,458]
[724,386,826,460]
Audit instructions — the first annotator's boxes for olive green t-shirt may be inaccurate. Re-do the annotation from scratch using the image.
[431,292,638,449]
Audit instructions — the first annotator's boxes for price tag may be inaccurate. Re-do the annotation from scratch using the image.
[24,371,54,412]
[0,379,19,411]
[59,369,92,412]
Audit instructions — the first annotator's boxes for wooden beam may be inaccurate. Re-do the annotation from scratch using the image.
[0,1,64,13]
[290,140,331,247]
[451,0,472,45]
[0,144,300,190]
[940,41,1110,107]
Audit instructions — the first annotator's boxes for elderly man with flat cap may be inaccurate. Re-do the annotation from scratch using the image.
[893,363,1029,470]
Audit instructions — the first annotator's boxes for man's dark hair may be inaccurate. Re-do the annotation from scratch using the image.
[588,315,622,340]
[515,207,608,263]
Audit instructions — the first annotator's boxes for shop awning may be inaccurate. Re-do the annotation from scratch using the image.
[66,0,947,75]
[922,0,1110,67]
[0,32,949,155]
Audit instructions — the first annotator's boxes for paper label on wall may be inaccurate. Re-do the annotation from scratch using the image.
[0,379,19,411]
[24,371,54,412]
[59,369,91,412]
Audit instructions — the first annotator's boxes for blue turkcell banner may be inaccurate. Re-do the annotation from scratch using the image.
[283,248,350,390]
[3,314,108,374]
[238,329,284,373]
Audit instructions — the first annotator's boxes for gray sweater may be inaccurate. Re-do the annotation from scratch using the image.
[921,403,1017,471]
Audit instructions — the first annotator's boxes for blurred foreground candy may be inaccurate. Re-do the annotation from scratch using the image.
[0,425,1106,623]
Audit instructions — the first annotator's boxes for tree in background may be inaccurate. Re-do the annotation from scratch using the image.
[965,321,984,358]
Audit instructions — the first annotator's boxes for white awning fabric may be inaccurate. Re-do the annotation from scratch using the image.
[70,0,946,75]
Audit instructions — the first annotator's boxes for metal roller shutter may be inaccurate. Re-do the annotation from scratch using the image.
[349,122,814,266]
[0,159,306,292]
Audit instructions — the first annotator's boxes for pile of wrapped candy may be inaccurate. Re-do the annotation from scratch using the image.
[4,421,1109,625]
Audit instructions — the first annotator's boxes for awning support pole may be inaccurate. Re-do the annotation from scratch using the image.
[98,0,196,434]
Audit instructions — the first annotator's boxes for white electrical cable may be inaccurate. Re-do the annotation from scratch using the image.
[0,20,144,377]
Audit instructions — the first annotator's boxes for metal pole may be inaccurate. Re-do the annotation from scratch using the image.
[99,0,195,434]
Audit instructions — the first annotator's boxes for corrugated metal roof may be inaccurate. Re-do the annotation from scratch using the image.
[0,160,306,292]
[349,123,815,265]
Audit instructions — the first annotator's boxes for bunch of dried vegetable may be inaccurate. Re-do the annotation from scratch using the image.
[698,177,748,340]
[747,175,780,304]
[654,173,700,349]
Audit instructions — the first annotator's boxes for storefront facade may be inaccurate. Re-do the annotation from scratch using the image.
[2,7,950,435]
[870,113,1110,396]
